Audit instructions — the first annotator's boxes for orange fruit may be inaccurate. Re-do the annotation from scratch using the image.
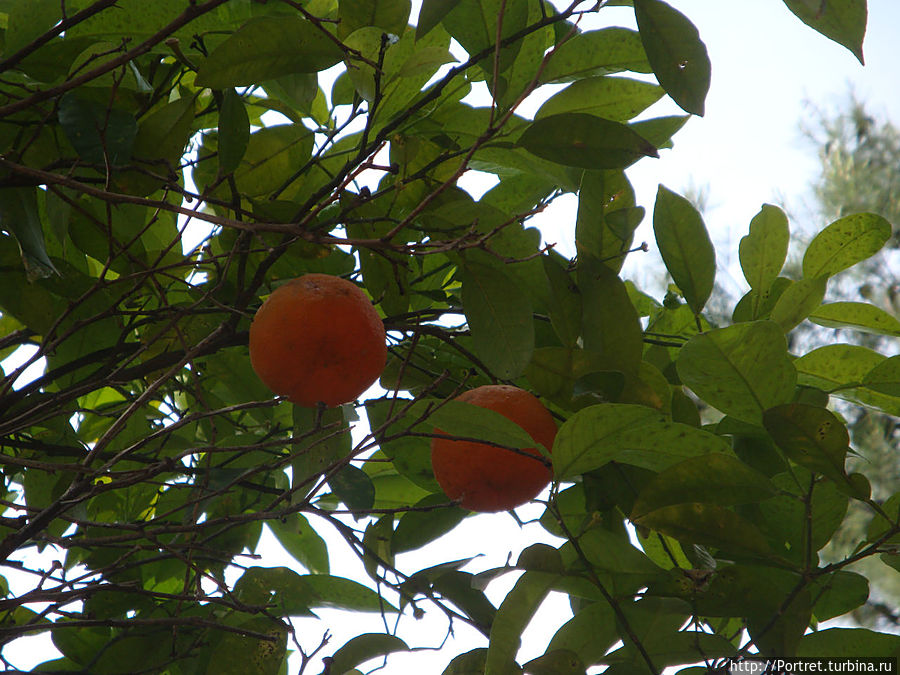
[249,273,387,407]
[430,385,557,512]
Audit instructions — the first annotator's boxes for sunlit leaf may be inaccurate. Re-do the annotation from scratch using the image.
[676,321,796,424]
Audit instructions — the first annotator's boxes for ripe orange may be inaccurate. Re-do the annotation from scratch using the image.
[430,385,557,512]
[248,273,387,407]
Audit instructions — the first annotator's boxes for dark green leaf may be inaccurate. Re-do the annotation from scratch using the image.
[329,463,376,512]
[392,494,467,554]
[578,258,643,376]
[519,113,658,170]
[631,453,777,519]
[461,262,535,379]
[547,602,618,667]
[676,321,796,424]
[58,92,137,166]
[218,89,250,174]
[796,628,900,657]
[653,184,715,315]
[810,570,869,621]
[4,0,59,57]
[206,617,287,675]
[782,0,867,64]
[763,403,850,480]
[633,0,711,115]
[575,170,639,272]
[196,16,345,89]
[423,398,540,451]
[522,649,585,675]
[541,254,582,348]
[802,213,891,279]
[0,187,57,278]
[634,503,772,557]
[339,0,411,38]
[328,634,409,674]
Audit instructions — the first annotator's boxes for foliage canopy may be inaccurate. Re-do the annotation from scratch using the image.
[0,0,895,673]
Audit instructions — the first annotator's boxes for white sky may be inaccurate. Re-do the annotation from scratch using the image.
[5,1,900,673]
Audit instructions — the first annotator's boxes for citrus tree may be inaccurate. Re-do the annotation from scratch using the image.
[0,0,897,673]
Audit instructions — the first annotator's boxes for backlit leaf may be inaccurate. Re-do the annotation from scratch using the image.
[739,204,789,292]
[763,403,849,480]
[540,28,651,83]
[553,403,730,479]
[676,321,796,424]
[809,302,900,337]
[769,276,827,332]
[802,213,891,279]
[634,503,772,557]
[328,634,409,674]
[535,76,664,121]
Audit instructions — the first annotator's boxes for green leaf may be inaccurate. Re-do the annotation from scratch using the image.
[485,571,558,675]
[634,503,772,557]
[653,185,715,315]
[809,301,900,337]
[58,92,137,166]
[540,28,651,83]
[432,571,497,633]
[518,113,659,170]
[562,527,664,578]
[796,628,900,657]
[195,16,345,89]
[769,276,827,332]
[328,464,376,512]
[862,355,900,396]
[676,321,796,424]
[292,406,352,501]
[339,0,412,38]
[4,0,59,57]
[267,514,329,575]
[763,403,850,480]
[782,0,867,64]
[631,453,776,519]
[535,76,664,121]
[552,403,730,479]
[235,567,395,615]
[810,570,869,621]
[0,187,57,278]
[801,213,891,279]
[541,254,582,348]
[575,170,639,272]
[391,494,467,554]
[218,89,250,174]
[328,634,409,674]
[633,0,711,116]
[739,204,790,292]
[547,602,618,667]
[461,263,535,379]
[206,617,287,675]
[423,398,540,450]
[522,650,585,675]
[578,258,643,376]
[417,0,462,40]
[442,0,528,81]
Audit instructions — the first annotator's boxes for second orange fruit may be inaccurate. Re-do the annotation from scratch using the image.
[430,385,557,512]
[249,273,387,407]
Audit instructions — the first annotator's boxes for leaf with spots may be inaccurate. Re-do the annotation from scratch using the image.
[763,403,850,482]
